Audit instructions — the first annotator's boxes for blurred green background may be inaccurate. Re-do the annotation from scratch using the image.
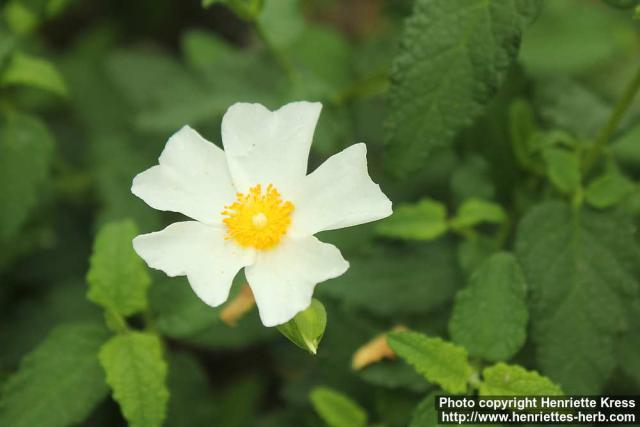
[1,0,640,426]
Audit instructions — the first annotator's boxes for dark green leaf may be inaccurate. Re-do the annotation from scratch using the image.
[516,201,640,393]
[385,0,540,175]
[0,114,53,242]
[0,323,110,427]
[450,253,528,362]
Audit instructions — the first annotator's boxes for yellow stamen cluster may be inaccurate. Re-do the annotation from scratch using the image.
[222,184,294,250]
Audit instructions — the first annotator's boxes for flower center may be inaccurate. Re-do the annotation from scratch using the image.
[222,184,294,250]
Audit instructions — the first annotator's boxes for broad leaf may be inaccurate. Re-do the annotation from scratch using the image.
[87,220,151,317]
[585,171,634,209]
[449,199,506,230]
[542,147,580,194]
[449,252,528,361]
[385,0,540,175]
[479,363,562,395]
[310,387,367,427]
[1,51,67,96]
[0,323,110,427]
[0,114,53,243]
[387,331,472,394]
[375,198,448,240]
[100,332,169,427]
[516,201,640,393]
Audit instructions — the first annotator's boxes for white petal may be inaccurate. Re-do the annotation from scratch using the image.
[133,221,255,307]
[132,126,236,224]
[288,143,392,237]
[221,101,322,195]
[246,236,348,327]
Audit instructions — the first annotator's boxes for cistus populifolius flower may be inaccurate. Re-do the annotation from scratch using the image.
[131,101,392,327]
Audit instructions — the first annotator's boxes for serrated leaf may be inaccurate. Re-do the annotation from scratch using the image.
[0,323,110,427]
[99,332,169,427]
[387,331,472,394]
[449,253,528,362]
[277,299,326,354]
[375,198,448,240]
[0,114,53,243]
[457,235,498,276]
[516,201,640,393]
[87,220,151,316]
[542,147,581,194]
[1,51,67,96]
[585,172,634,209]
[479,363,562,395]
[310,387,367,427]
[449,198,506,230]
[385,0,540,175]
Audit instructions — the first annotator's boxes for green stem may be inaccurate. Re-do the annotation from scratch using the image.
[253,21,294,80]
[583,67,640,172]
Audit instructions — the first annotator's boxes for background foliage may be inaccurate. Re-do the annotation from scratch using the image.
[1,0,640,426]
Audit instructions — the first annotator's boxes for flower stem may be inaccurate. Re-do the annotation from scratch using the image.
[583,67,640,172]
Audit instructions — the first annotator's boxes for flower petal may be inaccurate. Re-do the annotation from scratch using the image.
[288,143,392,237]
[221,101,322,195]
[246,236,348,327]
[133,221,255,307]
[132,126,236,224]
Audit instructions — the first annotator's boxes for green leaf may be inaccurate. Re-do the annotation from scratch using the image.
[310,387,367,427]
[0,323,110,427]
[449,198,506,230]
[375,198,448,240]
[603,0,640,8]
[449,253,528,362]
[319,239,463,316]
[0,114,53,242]
[410,392,442,427]
[1,51,67,96]
[166,352,217,427]
[457,235,498,277]
[257,0,304,51]
[202,0,263,20]
[387,331,472,394]
[87,220,151,317]
[451,156,496,204]
[479,363,563,395]
[4,2,39,35]
[585,171,634,209]
[520,0,636,75]
[277,299,327,354]
[612,124,640,167]
[99,332,169,427]
[359,361,431,393]
[385,0,540,175]
[516,201,640,393]
[542,147,581,194]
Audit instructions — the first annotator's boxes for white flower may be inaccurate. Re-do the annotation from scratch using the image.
[131,101,392,327]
